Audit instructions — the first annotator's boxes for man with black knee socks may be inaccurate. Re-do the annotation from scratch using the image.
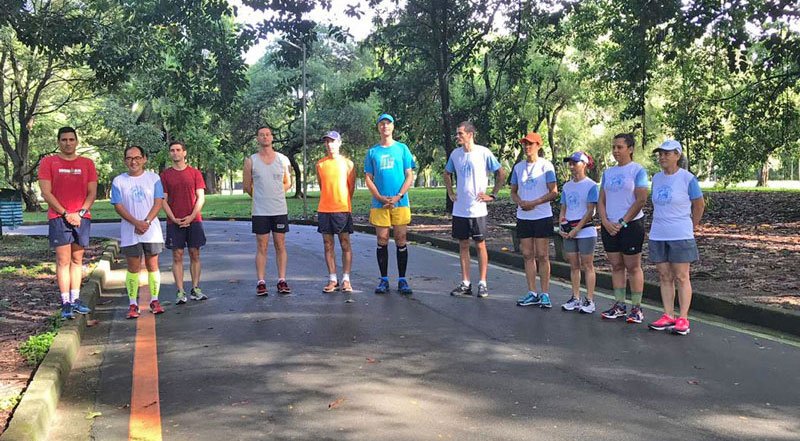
[364,113,416,295]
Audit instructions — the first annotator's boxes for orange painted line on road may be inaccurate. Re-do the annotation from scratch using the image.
[129,287,162,441]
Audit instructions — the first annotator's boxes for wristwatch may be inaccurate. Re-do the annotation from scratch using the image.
[618,218,628,228]
[489,193,497,200]
[61,210,68,218]
[78,209,88,218]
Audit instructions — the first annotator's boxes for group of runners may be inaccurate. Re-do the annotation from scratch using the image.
[39,115,704,336]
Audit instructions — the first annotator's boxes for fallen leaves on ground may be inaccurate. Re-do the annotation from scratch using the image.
[328,398,346,409]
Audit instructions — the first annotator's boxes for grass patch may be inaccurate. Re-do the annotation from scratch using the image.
[18,315,62,367]
[0,394,20,411]
[0,236,52,277]
[0,262,54,278]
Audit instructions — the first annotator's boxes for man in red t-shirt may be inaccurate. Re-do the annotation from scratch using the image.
[160,140,207,304]
[37,126,98,320]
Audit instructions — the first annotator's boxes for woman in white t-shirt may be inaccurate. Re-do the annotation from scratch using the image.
[646,140,705,336]
[512,132,558,309]
[558,152,599,314]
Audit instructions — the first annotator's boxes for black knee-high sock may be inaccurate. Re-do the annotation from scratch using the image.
[397,245,408,278]
[377,244,388,277]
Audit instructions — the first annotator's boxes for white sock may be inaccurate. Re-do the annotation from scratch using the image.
[479,280,487,287]
[462,280,471,286]
[342,273,350,282]
[61,293,70,304]
[329,274,337,282]
[129,297,138,306]
[69,289,80,303]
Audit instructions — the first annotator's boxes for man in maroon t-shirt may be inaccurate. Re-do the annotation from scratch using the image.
[38,126,98,320]
[161,140,207,304]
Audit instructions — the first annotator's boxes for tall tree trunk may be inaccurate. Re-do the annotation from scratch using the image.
[433,5,454,214]
[287,154,303,198]
[203,169,218,194]
[757,160,769,187]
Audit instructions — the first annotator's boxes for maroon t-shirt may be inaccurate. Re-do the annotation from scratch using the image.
[38,155,98,220]
[160,166,206,224]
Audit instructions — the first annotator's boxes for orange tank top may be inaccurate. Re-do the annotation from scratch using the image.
[316,156,354,213]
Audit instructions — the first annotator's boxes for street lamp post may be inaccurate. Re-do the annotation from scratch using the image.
[283,39,309,219]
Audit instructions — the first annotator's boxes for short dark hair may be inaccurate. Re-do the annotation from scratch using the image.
[168,140,186,150]
[57,126,77,140]
[613,133,635,148]
[256,125,272,135]
[125,145,147,159]
[457,121,476,134]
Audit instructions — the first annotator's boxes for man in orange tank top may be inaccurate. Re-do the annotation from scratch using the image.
[315,131,356,293]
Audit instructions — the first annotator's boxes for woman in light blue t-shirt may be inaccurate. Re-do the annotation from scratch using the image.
[647,140,705,336]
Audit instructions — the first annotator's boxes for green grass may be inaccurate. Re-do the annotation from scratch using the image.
[21,188,514,223]
[702,186,800,193]
[0,236,53,277]
[18,314,62,366]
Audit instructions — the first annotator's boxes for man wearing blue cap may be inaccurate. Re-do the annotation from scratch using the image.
[364,114,416,295]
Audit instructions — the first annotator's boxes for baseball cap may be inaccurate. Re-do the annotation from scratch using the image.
[653,139,682,154]
[519,132,543,145]
[563,152,589,164]
[377,113,394,124]
[322,131,341,141]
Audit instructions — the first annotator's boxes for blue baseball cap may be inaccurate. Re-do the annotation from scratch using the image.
[377,113,394,124]
[563,151,589,164]
[322,131,341,141]
[654,140,682,155]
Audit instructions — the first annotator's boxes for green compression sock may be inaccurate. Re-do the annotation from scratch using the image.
[148,271,161,300]
[631,292,643,306]
[126,271,139,303]
[614,288,626,302]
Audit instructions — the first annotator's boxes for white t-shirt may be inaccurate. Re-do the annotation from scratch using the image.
[600,162,649,222]
[510,158,557,220]
[649,168,703,241]
[110,171,165,247]
[445,145,501,218]
[561,177,599,239]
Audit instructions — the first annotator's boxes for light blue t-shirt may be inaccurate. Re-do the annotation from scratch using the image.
[649,168,703,241]
[510,158,557,220]
[110,171,164,247]
[364,141,416,208]
[445,144,501,218]
[600,162,649,222]
[561,177,599,239]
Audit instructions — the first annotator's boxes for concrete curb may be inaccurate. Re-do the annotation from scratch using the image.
[0,241,119,441]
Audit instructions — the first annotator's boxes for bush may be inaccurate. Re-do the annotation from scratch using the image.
[18,314,62,366]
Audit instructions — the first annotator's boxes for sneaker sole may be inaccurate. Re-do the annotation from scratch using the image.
[176,299,187,305]
[477,294,488,298]
[648,324,672,331]
[539,304,552,309]
[601,313,626,319]
[256,292,269,297]
[516,302,540,307]
[671,327,690,335]
[626,318,643,324]
[579,309,595,314]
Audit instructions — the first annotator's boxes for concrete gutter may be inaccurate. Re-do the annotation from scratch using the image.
[0,241,118,441]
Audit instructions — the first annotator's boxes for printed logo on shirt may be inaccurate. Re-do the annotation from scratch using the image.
[607,174,625,192]
[460,161,473,177]
[273,173,283,180]
[565,191,579,208]
[379,154,395,170]
[522,175,537,189]
[132,185,147,202]
[58,168,83,175]
[653,185,673,206]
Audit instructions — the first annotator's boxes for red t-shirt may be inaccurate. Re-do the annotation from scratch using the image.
[37,155,98,220]
[160,166,206,224]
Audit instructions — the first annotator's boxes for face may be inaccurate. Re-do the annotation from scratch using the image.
[168,143,186,163]
[324,137,341,156]
[657,149,679,168]
[568,160,586,176]
[58,132,78,155]
[522,140,540,157]
[124,147,147,174]
[612,138,632,162]
[256,128,273,147]
[455,127,473,146]
[377,119,394,137]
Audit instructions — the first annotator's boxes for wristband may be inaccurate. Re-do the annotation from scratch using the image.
[78,209,88,218]
[489,194,497,200]
[618,218,628,228]
[61,210,68,218]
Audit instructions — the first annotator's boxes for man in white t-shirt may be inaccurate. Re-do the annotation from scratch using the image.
[444,121,505,298]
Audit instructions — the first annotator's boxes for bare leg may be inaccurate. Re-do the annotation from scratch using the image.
[323,234,336,275]
[339,233,352,274]
[188,247,201,289]
[458,239,471,282]
[624,253,644,293]
[566,252,581,298]
[581,254,596,300]
[607,252,626,290]
[672,262,693,318]
[476,240,488,282]
[255,233,270,281]
[69,244,84,291]
[172,248,185,292]
[520,238,537,292]
[534,237,551,293]
[656,262,676,316]
[55,244,72,295]
[273,232,287,279]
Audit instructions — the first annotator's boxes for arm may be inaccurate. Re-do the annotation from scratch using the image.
[691,197,705,228]
[178,189,205,227]
[113,203,151,235]
[621,187,648,223]
[162,192,179,223]
[385,168,414,206]
[510,184,523,208]
[282,162,292,192]
[526,181,558,210]
[478,167,506,202]
[347,162,356,199]
[243,157,253,197]
[40,179,69,218]
[364,172,385,203]
[444,171,456,202]
[558,203,569,238]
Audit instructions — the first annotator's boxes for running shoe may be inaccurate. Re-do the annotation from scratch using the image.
[398,278,413,295]
[150,300,164,314]
[341,280,353,292]
[71,299,91,315]
[256,280,268,296]
[539,293,552,308]
[450,282,472,296]
[126,304,140,319]
[516,292,540,306]
[477,284,488,298]
[579,298,596,314]
[176,290,187,305]
[322,280,339,293]
[61,302,75,320]
[648,313,676,331]
[190,287,208,301]
[277,280,292,294]
[374,278,390,294]
[626,306,644,324]
[601,302,627,319]
[561,297,581,311]
[672,317,690,335]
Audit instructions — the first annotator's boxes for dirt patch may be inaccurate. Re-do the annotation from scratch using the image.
[399,191,800,310]
[0,236,104,433]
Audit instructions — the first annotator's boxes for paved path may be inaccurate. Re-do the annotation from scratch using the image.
[12,221,800,440]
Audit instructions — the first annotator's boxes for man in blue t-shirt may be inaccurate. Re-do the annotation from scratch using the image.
[364,113,416,295]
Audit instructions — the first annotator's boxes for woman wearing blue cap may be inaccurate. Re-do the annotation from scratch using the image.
[647,140,705,336]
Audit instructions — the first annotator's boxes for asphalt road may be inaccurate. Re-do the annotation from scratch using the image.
[12,221,800,440]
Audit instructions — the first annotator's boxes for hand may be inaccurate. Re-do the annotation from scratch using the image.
[178,215,194,228]
[602,219,620,236]
[134,219,150,235]
[558,230,569,239]
[447,190,457,202]
[64,212,82,227]
[566,229,578,239]
[476,192,494,202]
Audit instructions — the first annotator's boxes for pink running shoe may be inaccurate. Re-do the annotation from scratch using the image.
[672,317,690,335]
[648,313,676,331]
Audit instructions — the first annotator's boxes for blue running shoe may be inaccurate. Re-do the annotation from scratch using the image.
[516,291,540,306]
[398,278,413,295]
[61,303,75,320]
[375,277,390,294]
[539,293,552,308]
[71,299,91,315]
